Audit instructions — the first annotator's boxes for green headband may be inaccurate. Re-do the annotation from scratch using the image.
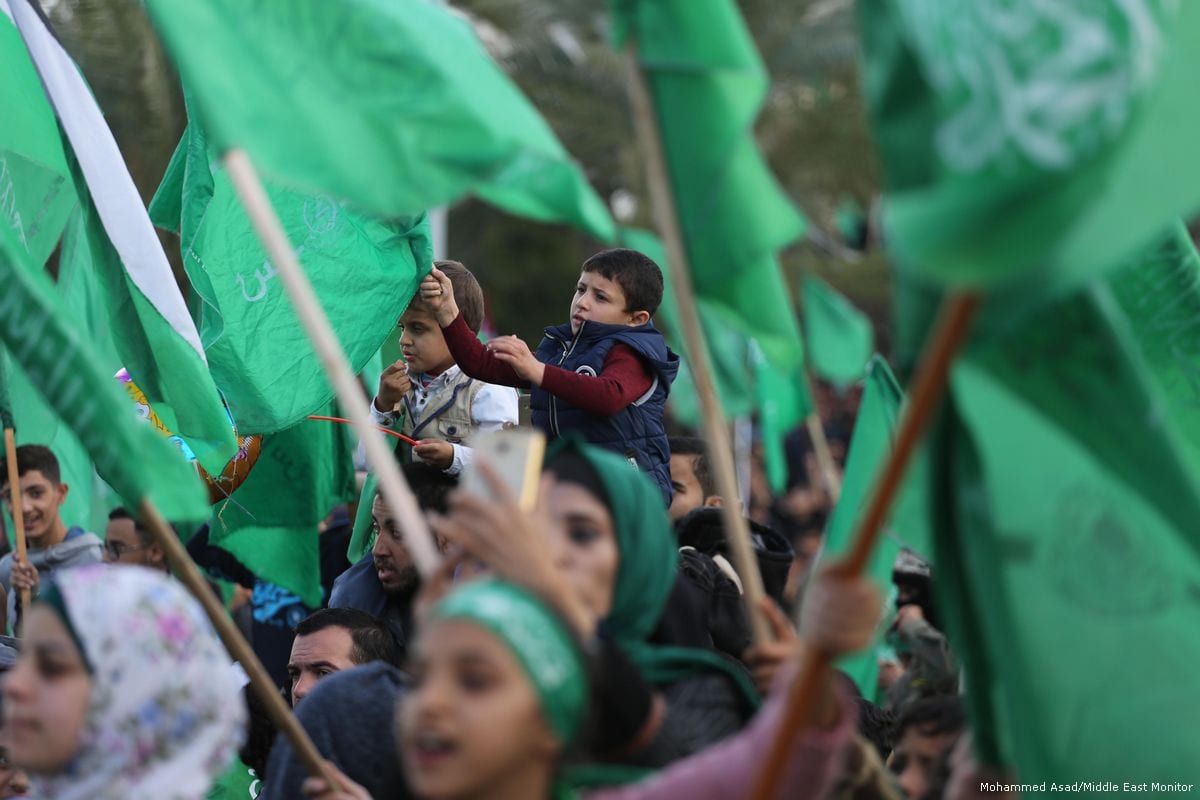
[429,579,587,745]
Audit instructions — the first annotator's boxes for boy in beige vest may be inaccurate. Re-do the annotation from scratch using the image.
[368,260,518,475]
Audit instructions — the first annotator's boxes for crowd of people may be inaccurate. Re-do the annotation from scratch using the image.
[0,250,990,799]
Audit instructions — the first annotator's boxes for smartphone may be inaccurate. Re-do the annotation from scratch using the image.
[460,428,546,512]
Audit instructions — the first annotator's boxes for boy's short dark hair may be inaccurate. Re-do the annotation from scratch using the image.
[401,461,458,514]
[294,608,403,668]
[108,507,154,547]
[894,694,965,741]
[668,436,715,497]
[408,260,485,332]
[0,444,61,488]
[582,248,664,316]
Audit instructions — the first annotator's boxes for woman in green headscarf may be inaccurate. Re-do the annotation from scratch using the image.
[428,436,759,767]
[301,575,875,800]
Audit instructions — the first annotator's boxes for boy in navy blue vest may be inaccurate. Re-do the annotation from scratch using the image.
[420,248,679,504]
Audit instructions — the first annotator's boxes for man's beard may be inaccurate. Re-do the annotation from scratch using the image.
[376,559,420,595]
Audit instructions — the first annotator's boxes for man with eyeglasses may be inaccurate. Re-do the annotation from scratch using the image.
[102,507,168,572]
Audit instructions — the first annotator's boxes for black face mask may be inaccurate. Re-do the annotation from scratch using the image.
[894,576,939,631]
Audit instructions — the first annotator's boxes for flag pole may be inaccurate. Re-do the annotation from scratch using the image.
[136,498,338,787]
[804,405,842,503]
[749,291,979,800]
[222,149,439,578]
[3,430,31,617]
[624,46,772,645]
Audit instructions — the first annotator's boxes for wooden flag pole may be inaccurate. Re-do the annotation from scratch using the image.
[804,408,842,503]
[749,291,979,800]
[136,498,337,787]
[3,430,31,616]
[222,149,439,578]
[624,46,771,645]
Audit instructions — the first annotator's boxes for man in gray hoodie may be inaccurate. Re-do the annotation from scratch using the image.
[0,445,102,626]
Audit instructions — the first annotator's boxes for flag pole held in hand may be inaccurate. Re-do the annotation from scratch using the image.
[623,46,772,646]
[749,292,979,800]
[2,430,31,617]
[222,149,439,579]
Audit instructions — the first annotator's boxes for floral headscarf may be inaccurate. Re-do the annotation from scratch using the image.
[33,565,246,800]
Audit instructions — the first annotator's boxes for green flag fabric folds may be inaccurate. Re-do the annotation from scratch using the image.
[142,0,613,241]
[0,211,125,533]
[209,406,357,607]
[0,3,75,267]
[0,221,208,522]
[151,119,432,434]
[751,341,811,494]
[821,356,928,696]
[920,227,1200,784]
[860,0,1200,293]
[802,276,873,388]
[612,0,808,371]
[9,0,237,475]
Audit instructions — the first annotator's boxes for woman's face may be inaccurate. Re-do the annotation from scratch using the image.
[3,605,91,774]
[544,480,620,625]
[399,620,558,800]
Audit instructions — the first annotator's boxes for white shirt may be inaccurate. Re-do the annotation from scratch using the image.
[368,365,519,476]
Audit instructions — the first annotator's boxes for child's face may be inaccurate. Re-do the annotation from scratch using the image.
[4,604,92,775]
[399,308,456,377]
[400,619,559,800]
[568,271,639,334]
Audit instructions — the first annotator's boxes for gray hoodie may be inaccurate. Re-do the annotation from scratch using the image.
[0,526,103,624]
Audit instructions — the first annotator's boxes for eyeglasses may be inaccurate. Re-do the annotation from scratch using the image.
[104,541,146,559]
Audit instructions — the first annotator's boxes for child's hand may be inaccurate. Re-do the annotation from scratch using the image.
[488,336,546,385]
[420,267,459,327]
[414,439,455,470]
[374,359,411,412]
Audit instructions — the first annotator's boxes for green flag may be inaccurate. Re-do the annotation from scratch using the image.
[802,276,873,388]
[921,227,1200,782]
[0,220,208,523]
[860,0,1200,293]
[751,341,812,494]
[142,0,613,240]
[0,211,125,534]
[209,406,357,607]
[820,356,929,696]
[9,0,239,476]
[150,117,432,433]
[612,0,807,371]
[0,4,76,266]
[940,362,1200,786]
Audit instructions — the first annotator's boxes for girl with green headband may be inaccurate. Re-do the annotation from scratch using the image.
[302,572,878,800]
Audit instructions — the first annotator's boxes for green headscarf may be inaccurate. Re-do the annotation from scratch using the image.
[429,578,588,745]
[544,438,759,710]
[545,437,678,646]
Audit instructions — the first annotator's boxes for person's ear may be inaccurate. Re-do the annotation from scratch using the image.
[628,310,651,327]
[702,495,723,508]
[56,482,70,507]
[148,543,166,568]
[531,716,562,760]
